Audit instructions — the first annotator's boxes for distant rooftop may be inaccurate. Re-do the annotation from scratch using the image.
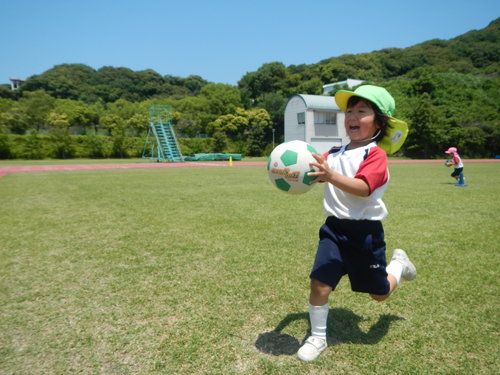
[9,77,25,90]
[322,79,365,94]
[293,94,339,110]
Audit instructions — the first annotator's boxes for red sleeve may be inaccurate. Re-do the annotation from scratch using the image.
[355,147,388,194]
[453,155,459,165]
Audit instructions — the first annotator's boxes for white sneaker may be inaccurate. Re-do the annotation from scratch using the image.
[391,249,417,281]
[297,336,327,362]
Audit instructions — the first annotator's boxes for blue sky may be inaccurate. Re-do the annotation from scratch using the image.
[1,0,498,86]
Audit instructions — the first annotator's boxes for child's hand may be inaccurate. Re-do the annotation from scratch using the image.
[307,153,333,184]
[307,153,371,196]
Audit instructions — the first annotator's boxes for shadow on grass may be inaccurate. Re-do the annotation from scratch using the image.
[255,308,404,356]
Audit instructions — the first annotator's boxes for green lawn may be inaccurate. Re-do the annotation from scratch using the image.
[0,162,499,374]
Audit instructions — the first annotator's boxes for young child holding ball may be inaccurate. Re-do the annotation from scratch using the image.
[297,85,417,362]
[444,146,464,181]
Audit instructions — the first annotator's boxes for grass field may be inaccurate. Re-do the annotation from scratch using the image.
[0,161,499,374]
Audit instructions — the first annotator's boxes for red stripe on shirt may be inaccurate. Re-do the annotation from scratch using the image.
[354,147,388,194]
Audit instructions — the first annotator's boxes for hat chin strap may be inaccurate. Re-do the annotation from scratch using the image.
[352,129,381,143]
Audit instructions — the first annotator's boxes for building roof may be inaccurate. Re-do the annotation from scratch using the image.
[322,79,365,94]
[294,94,339,111]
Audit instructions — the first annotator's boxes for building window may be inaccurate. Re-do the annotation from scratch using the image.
[297,112,305,124]
[314,111,336,125]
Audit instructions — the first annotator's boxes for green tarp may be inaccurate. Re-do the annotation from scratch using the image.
[183,153,243,161]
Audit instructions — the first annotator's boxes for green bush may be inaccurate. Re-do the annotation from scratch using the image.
[19,132,48,159]
[179,137,213,155]
[1,134,145,159]
[124,137,145,158]
[0,134,250,160]
[0,130,12,158]
[77,134,110,158]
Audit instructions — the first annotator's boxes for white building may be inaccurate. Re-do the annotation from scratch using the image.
[284,94,348,154]
[9,78,25,90]
[322,78,364,94]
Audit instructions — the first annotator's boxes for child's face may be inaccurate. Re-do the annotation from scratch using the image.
[345,100,381,142]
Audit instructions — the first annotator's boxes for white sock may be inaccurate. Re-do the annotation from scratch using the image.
[309,303,329,340]
[386,260,403,286]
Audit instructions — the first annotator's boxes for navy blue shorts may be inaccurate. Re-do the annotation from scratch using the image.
[451,167,463,177]
[309,216,390,295]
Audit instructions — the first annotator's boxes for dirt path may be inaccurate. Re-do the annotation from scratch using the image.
[0,159,497,178]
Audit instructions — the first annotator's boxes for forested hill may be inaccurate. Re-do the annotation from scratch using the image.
[1,18,498,103]
[0,17,498,159]
[239,17,499,100]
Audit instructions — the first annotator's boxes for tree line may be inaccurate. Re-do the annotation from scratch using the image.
[0,18,498,159]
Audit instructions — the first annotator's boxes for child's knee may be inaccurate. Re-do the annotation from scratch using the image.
[370,293,389,302]
[310,279,332,296]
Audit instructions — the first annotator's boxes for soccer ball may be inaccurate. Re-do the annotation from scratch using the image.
[267,140,318,194]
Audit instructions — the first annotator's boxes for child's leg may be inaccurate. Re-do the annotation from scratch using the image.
[370,269,398,301]
[308,278,332,338]
[297,278,331,361]
[370,249,416,302]
[309,278,332,306]
[299,220,344,361]
[308,303,329,339]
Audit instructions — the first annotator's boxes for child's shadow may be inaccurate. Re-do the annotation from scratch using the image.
[255,308,404,356]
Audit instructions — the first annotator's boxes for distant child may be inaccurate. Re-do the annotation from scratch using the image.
[444,147,464,181]
[297,85,416,362]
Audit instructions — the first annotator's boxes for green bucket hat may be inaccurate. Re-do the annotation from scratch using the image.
[335,85,408,154]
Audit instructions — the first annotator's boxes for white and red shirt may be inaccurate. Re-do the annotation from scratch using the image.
[452,153,463,168]
[322,142,389,221]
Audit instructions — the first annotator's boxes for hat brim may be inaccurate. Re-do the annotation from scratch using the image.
[335,90,357,112]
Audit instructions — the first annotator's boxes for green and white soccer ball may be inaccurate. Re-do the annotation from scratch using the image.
[267,140,318,194]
